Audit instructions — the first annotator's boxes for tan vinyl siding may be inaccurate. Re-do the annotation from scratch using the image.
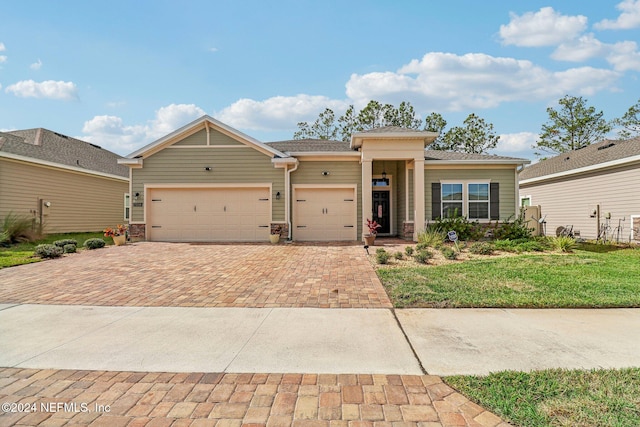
[520,163,640,240]
[0,158,128,233]
[172,129,207,146]
[171,129,246,146]
[425,167,516,221]
[131,147,283,222]
[291,160,362,237]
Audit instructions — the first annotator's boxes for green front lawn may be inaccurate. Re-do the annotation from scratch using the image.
[0,232,108,269]
[379,246,640,308]
[446,368,640,427]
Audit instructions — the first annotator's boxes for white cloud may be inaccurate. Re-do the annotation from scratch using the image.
[552,35,640,71]
[0,42,5,51]
[345,52,619,111]
[495,132,538,154]
[30,59,42,70]
[215,94,349,131]
[0,41,5,62]
[81,103,205,154]
[595,0,640,30]
[606,40,640,71]
[5,80,78,100]
[499,7,587,47]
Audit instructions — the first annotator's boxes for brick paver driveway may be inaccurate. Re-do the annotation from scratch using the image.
[0,242,391,309]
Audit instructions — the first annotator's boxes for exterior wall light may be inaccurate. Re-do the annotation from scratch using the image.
[276,191,281,200]
[204,166,212,171]
[322,171,330,176]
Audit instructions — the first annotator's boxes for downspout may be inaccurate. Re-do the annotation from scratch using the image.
[286,160,299,240]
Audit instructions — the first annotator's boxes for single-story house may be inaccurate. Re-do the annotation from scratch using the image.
[0,128,129,233]
[519,137,640,242]
[119,115,529,242]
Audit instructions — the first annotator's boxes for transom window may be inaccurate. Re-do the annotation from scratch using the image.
[441,183,490,220]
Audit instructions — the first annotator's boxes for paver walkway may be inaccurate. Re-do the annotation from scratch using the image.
[0,369,511,427]
[0,243,391,309]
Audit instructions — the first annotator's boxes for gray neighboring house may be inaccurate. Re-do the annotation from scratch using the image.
[0,128,129,233]
[519,137,640,242]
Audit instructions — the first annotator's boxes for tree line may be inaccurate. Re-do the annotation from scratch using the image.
[293,97,640,157]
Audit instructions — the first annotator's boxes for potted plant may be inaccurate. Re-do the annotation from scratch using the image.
[364,218,381,246]
[270,225,282,244]
[103,224,128,246]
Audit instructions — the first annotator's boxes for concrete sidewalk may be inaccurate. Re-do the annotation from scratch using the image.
[0,304,421,374]
[2,304,640,375]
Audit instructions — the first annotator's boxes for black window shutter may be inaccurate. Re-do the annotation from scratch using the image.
[431,183,441,219]
[490,182,500,220]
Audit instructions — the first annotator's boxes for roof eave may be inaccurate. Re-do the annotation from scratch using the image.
[425,158,530,165]
[285,151,361,157]
[519,154,640,185]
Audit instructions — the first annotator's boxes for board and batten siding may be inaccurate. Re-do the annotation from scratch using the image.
[425,167,517,222]
[0,158,128,233]
[520,163,640,240]
[131,146,284,223]
[291,160,362,238]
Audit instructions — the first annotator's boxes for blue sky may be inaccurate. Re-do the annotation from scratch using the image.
[1,1,639,160]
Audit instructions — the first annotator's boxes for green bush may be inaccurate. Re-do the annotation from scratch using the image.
[34,244,63,259]
[492,213,534,240]
[550,236,577,253]
[376,248,390,264]
[417,228,447,247]
[63,244,76,254]
[413,249,432,264]
[405,246,414,256]
[469,242,494,255]
[54,239,78,248]
[393,251,404,260]
[83,238,106,250]
[1,212,37,245]
[431,216,483,241]
[441,247,458,260]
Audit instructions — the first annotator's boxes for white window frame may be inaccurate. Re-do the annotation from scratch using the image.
[124,193,130,221]
[441,180,491,221]
[520,195,532,207]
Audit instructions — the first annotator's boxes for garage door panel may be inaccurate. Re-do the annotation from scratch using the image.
[148,187,270,242]
[293,188,357,241]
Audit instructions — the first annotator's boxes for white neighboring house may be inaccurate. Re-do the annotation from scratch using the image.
[519,137,640,242]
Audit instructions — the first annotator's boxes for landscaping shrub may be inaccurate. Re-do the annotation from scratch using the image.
[393,251,404,260]
[405,246,414,256]
[34,244,63,259]
[469,242,495,255]
[53,239,78,248]
[83,238,106,250]
[550,236,577,253]
[1,212,37,245]
[492,213,534,240]
[431,216,483,241]
[413,249,433,264]
[417,228,446,248]
[63,244,76,254]
[441,247,458,260]
[376,248,390,264]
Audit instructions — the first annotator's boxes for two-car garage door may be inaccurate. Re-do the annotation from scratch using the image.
[147,187,270,242]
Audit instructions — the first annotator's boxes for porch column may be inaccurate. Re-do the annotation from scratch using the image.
[413,158,425,241]
[361,159,372,241]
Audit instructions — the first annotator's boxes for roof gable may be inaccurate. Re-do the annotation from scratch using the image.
[126,115,287,159]
[0,129,128,178]
[519,137,640,181]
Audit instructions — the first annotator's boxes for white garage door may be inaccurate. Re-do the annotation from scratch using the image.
[293,187,357,241]
[147,187,271,242]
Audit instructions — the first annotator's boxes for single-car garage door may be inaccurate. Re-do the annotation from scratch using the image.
[148,187,271,242]
[293,187,357,241]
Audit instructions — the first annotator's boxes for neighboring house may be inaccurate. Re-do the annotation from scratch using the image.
[0,128,129,233]
[519,137,640,242]
[119,115,529,242]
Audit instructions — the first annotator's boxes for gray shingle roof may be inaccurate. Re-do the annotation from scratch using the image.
[424,150,528,162]
[519,137,640,181]
[0,128,128,178]
[266,139,353,153]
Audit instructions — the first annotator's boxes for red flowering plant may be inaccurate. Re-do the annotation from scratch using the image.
[366,218,382,236]
[103,224,128,237]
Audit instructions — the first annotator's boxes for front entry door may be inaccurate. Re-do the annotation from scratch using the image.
[372,191,390,234]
